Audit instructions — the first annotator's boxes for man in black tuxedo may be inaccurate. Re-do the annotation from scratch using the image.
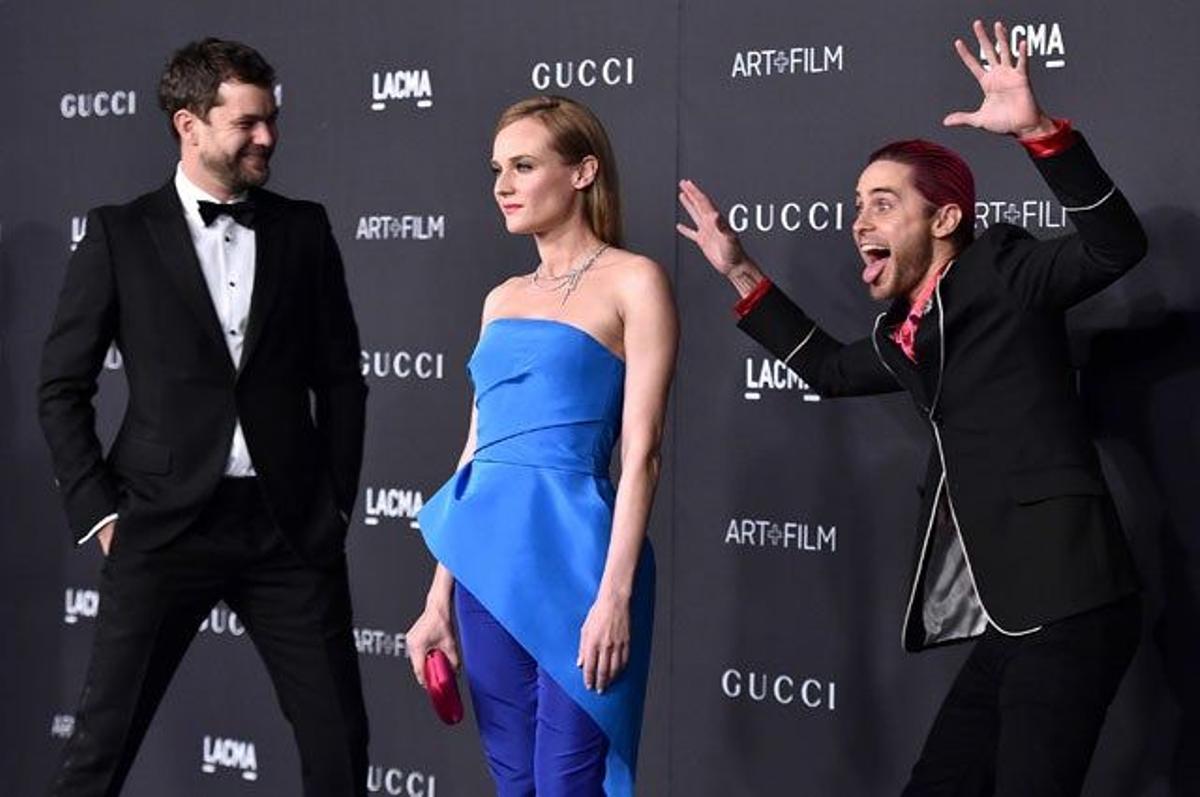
[678,20,1146,796]
[39,39,368,796]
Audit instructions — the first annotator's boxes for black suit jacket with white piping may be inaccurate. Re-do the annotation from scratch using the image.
[38,181,367,565]
[738,134,1146,652]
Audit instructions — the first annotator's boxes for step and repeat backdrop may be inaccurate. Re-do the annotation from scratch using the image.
[2,1,1197,795]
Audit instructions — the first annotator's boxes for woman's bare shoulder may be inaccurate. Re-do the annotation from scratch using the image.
[481,274,529,322]
[602,248,671,297]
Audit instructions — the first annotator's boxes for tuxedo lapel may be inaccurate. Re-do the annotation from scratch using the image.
[913,290,942,404]
[874,299,934,410]
[239,189,285,376]
[915,262,958,411]
[142,183,231,363]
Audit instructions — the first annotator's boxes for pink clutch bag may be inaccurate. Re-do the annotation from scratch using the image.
[424,649,464,725]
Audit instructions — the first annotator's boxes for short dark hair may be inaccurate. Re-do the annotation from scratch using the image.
[158,38,275,140]
[868,139,976,250]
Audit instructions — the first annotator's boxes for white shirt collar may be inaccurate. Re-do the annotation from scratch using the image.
[173,163,248,223]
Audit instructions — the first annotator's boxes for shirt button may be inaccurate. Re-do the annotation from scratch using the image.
[224,235,232,243]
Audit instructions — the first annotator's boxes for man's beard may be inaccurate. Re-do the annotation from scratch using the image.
[201,146,271,194]
[881,236,935,301]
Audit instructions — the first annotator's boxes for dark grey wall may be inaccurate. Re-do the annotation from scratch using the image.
[3,1,1195,794]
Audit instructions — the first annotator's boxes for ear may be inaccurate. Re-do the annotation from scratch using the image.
[572,155,598,190]
[931,204,963,241]
[173,109,200,146]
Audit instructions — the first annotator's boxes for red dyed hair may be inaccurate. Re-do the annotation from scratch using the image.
[868,140,975,249]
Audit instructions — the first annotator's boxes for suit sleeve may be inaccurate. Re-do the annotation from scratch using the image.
[737,282,901,397]
[995,132,1148,310]
[311,207,368,518]
[38,208,120,543]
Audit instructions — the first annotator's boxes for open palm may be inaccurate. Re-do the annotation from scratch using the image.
[944,20,1048,137]
[676,179,747,275]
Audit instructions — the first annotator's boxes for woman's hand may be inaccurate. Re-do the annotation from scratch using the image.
[405,602,460,688]
[577,593,631,693]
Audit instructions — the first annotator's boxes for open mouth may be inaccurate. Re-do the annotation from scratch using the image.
[859,242,891,285]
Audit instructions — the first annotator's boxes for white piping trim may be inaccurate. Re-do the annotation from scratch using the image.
[901,473,946,649]
[77,513,118,546]
[870,312,902,385]
[782,324,818,365]
[929,284,946,414]
[1062,184,1116,213]
[931,421,1042,638]
[902,261,1041,648]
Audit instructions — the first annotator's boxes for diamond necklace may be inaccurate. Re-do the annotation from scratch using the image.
[531,243,609,304]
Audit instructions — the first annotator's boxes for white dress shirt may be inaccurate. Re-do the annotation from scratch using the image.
[79,164,258,545]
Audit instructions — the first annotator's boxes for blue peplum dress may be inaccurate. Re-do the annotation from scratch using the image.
[418,317,655,796]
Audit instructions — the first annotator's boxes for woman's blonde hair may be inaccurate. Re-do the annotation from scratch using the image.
[495,95,623,247]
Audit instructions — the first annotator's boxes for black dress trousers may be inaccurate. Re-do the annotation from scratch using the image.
[50,479,369,797]
[902,595,1141,797]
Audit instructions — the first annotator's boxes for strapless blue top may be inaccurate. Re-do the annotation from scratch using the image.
[419,318,655,796]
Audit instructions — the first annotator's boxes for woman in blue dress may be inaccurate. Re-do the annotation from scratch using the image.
[405,95,677,796]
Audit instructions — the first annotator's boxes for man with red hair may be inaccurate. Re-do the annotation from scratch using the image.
[678,20,1145,796]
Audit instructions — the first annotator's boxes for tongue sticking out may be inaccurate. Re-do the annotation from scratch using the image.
[862,256,888,285]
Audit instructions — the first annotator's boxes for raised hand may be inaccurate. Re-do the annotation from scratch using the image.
[677,179,768,296]
[676,179,749,276]
[943,20,1055,138]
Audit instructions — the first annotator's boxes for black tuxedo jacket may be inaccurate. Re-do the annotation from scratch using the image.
[739,135,1146,651]
[39,181,367,564]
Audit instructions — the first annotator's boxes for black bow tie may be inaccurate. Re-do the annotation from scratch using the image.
[197,199,256,229]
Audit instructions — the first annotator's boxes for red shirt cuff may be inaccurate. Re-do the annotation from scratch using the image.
[734,278,773,318]
[1018,118,1076,159]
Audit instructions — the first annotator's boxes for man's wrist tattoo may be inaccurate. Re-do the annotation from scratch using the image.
[731,268,761,296]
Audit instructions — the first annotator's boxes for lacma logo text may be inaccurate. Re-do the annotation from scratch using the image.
[364,486,424,528]
[201,735,258,781]
[64,588,99,624]
[983,22,1067,69]
[744,357,821,402]
[371,69,433,111]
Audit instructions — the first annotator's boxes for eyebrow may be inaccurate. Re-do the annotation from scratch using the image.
[490,153,539,165]
[233,108,278,123]
[855,186,899,201]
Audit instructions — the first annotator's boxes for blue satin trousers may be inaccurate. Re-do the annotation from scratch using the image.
[456,585,609,796]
